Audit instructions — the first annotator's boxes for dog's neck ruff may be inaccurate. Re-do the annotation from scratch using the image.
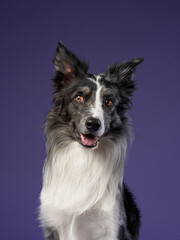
[40,137,127,219]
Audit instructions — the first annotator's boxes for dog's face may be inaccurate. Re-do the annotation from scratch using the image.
[47,42,143,148]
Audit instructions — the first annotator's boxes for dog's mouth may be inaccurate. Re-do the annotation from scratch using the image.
[79,133,99,148]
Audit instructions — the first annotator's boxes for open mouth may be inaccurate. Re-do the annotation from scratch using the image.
[79,133,99,148]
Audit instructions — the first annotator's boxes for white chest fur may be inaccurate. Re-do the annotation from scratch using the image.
[39,137,126,233]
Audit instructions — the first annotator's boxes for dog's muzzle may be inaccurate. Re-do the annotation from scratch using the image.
[77,117,101,148]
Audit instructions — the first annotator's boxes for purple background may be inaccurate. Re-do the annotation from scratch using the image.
[1,1,180,239]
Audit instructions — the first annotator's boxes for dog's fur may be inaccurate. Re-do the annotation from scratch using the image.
[39,42,143,240]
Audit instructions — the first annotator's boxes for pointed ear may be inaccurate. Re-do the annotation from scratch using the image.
[106,58,144,82]
[54,41,89,79]
[105,58,144,113]
[106,58,144,97]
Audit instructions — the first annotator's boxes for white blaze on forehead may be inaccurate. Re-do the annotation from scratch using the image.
[90,75,105,136]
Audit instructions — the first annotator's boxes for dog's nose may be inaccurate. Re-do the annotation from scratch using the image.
[85,117,101,133]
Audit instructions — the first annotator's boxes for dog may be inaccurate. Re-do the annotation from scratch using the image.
[39,42,143,240]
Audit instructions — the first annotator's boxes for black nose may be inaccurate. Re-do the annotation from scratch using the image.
[85,117,101,132]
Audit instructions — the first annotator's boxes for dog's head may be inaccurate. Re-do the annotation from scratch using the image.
[46,42,143,149]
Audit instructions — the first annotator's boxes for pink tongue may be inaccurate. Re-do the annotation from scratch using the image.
[81,134,97,146]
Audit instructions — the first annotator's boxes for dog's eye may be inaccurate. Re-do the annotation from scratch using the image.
[105,99,112,107]
[75,95,84,103]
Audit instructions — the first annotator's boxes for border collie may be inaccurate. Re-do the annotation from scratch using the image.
[39,42,143,240]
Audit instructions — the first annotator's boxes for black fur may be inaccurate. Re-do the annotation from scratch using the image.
[118,185,141,240]
[44,228,59,240]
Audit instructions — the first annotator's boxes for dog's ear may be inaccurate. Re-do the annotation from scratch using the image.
[106,58,144,96]
[54,41,89,81]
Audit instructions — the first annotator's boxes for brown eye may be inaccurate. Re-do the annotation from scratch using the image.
[105,99,112,107]
[75,95,84,103]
